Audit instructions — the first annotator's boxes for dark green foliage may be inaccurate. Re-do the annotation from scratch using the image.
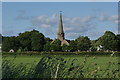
[116,34,120,51]
[43,37,52,51]
[62,44,69,51]
[31,30,45,51]
[2,36,20,51]
[68,40,77,52]
[2,30,120,52]
[34,56,61,78]
[2,60,36,78]
[44,37,52,43]
[43,42,51,51]
[18,31,32,51]
[50,39,62,51]
[90,40,97,51]
[75,36,91,51]
[2,29,45,52]
[96,31,118,51]
[2,51,119,56]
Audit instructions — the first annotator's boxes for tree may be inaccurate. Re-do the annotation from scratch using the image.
[90,40,97,51]
[43,37,52,51]
[31,30,45,51]
[116,34,120,51]
[2,37,11,51]
[44,37,52,43]
[96,31,118,51]
[67,40,77,52]
[50,39,61,51]
[18,31,32,51]
[62,44,69,52]
[18,29,45,51]
[43,42,51,51]
[2,36,20,52]
[75,36,91,51]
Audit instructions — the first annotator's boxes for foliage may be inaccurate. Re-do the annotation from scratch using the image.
[2,59,36,78]
[2,54,119,79]
[2,36,20,51]
[18,29,45,51]
[50,39,62,51]
[18,31,32,51]
[17,48,22,53]
[2,29,45,52]
[96,31,118,51]
[2,30,120,52]
[62,44,69,51]
[43,42,51,51]
[44,37,52,43]
[43,37,52,51]
[75,36,91,51]
[31,30,45,51]
[2,51,120,56]
[68,40,77,52]
[116,34,120,51]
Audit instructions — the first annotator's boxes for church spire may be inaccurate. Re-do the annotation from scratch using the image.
[58,11,64,34]
[58,11,65,41]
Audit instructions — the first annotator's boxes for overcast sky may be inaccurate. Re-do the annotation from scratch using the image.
[2,2,118,40]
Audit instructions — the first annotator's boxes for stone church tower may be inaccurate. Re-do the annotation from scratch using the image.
[58,12,69,46]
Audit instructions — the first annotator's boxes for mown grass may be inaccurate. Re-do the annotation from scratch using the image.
[2,53,120,79]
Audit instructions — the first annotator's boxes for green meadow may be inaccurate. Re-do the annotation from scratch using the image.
[2,53,120,79]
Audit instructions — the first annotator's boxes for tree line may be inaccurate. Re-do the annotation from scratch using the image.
[1,29,120,52]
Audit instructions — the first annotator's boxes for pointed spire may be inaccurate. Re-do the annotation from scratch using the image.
[57,12,69,46]
[58,11,64,33]
[58,11,64,41]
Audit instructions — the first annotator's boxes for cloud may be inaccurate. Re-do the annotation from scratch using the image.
[31,14,59,28]
[31,14,97,39]
[31,14,96,31]
[65,33,80,40]
[15,10,30,20]
[30,14,117,40]
[109,15,118,24]
[98,14,118,24]
[64,16,96,32]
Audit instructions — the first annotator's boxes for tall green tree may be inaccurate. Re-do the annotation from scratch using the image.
[18,29,45,51]
[31,30,45,51]
[18,31,31,51]
[75,36,91,51]
[96,31,118,51]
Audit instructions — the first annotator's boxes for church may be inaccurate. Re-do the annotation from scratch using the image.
[57,12,70,46]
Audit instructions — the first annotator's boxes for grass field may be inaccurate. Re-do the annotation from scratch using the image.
[2,53,120,79]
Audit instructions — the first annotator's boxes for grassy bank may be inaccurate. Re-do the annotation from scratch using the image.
[2,53,119,79]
